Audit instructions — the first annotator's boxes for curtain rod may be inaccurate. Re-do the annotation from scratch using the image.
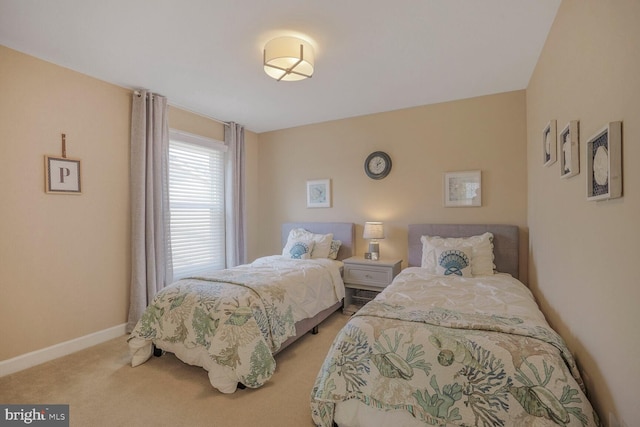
[133,90,231,126]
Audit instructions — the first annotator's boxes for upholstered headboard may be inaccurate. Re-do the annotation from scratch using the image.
[408,224,520,280]
[282,222,355,261]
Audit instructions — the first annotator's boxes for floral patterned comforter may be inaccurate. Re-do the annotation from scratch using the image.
[311,269,601,426]
[128,256,343,393]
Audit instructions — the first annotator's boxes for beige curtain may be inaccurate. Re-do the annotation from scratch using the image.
[224,122,246,267]
[126,90,172,332]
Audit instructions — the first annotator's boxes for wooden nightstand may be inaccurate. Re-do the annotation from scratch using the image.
[342,257,402,315]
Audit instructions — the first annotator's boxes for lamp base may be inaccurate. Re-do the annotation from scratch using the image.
[368,241,380,261]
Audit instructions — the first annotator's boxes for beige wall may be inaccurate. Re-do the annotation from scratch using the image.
[0,45,259,360]
[256,91,529,277]
[0,45,131,360]
[526,1,639,424]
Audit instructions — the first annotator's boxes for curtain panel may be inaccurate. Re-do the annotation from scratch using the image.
[126,90,172,332]
[224,122,246,267]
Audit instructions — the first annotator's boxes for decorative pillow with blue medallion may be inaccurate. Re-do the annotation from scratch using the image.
[421,232,495,276]
[434,244,473,277]
[286,228,333,259]
[282,238,315,260]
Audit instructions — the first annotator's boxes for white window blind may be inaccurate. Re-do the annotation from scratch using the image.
[168,131,226,280]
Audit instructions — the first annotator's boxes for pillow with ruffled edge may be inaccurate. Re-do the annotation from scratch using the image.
[434,244,473,277]
[287,228,334,259]
[282,238,315,260]
[421,232,495,276]
[328,240,342,260]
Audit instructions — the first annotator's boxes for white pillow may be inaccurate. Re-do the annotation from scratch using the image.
[328,240,342,260]
[434,244,473,277]
[282,238,315,260]
[287,228,333,259]
[421,232,495,276]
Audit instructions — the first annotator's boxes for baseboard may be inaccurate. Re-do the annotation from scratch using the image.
[0,323,127,377]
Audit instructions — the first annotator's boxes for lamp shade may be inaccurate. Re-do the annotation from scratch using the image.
[263,36,314,81]
[363,222,385,240]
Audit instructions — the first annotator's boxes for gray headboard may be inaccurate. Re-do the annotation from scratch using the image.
[408,224,520,280]
[282,222,355,261]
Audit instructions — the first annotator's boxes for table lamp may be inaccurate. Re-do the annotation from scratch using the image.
[363,221,385,261]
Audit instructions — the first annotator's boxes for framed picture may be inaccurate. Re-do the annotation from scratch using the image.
[307,179,331,208]
[443,170,481,207]
[45,156,82,194]
[586,121,622,201]
[560,120,580,179]
[543,120,557,167]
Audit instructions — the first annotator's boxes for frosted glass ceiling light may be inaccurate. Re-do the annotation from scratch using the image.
[263,36,314,81]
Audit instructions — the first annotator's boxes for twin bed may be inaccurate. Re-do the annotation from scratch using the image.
[128,222,355,394]
[128,222,600,426]
[310,224,600,427]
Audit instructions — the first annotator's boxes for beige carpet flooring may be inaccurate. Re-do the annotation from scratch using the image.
[0,311,350,427]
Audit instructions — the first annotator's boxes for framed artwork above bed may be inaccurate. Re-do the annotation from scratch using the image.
[307,179,331,208]
[443,170,481,207]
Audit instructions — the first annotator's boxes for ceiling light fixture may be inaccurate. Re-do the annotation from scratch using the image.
[263,36,314,82]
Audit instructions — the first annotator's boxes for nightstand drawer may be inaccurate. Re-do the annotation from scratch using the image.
[344,265,393,287]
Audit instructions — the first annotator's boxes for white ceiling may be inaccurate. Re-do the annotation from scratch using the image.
[0,0,560,133]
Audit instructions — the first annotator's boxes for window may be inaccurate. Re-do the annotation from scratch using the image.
[168,130,227,279]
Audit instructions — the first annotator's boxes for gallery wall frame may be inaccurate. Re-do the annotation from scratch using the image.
[586,121,622,201]
[560,120,580,179]
[306,179,331,208]
[543,120,557,167]
[443,170,481,207]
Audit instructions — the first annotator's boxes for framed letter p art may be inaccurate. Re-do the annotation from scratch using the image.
[45,156,82,194]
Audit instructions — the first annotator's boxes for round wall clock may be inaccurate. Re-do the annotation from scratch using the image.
[364,151,392,180]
